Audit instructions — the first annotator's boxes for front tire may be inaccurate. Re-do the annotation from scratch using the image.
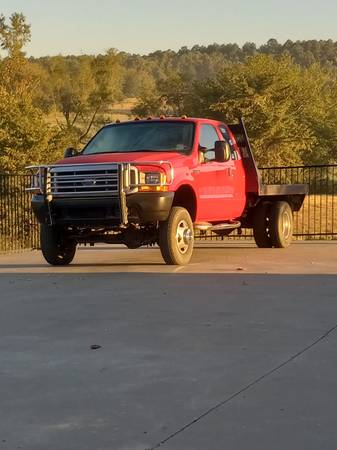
[159,207,194,265]
[40,224,77,265]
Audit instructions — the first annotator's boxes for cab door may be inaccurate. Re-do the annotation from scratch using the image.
[194,124,237,222]
[219,124,246,218]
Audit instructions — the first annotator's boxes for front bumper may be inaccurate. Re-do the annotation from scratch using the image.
[32,192,174,226]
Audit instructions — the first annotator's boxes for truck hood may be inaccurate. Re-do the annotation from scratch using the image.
[57,151,187,166]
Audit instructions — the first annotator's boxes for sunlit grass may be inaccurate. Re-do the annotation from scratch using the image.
[45,98,138,128]
[294,195,337,239]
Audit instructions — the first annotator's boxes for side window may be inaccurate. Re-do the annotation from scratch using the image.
[199,125,219,162]
[220,126,238,160]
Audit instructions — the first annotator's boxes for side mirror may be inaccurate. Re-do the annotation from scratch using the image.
[64,147,78,158]
[214,141,231,163]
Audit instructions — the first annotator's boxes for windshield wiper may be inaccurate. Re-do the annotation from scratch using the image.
[84,149,182,155]
[127,149,181,152]
[125,149,164,152]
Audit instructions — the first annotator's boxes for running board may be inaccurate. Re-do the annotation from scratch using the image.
[194,221,241,232]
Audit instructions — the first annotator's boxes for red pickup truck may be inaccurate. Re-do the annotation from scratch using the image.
[28,117,308,265]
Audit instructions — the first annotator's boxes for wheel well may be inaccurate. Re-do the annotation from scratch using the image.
[173,185,197,222]
[258,195,305,212]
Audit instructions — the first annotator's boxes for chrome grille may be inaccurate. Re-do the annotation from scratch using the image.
[48,164,119,197]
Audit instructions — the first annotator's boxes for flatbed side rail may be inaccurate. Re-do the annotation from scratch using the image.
[259,184,309,196]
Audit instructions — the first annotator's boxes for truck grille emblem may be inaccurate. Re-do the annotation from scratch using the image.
[82,179,97,186]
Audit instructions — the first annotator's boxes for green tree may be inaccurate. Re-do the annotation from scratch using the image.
[133,71,188,117]
[0,12,30,57]
[82,49,124,142]
[299,65,337,164]
[0,13,56,171]
[185,54,337,166]
[0,85,55,171]
[39,50,124,145]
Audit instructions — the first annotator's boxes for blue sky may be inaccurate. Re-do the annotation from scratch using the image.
[1,0,337,56]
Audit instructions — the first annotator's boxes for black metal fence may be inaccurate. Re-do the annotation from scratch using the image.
[0,174,39,252]
[0,164,336,252]
[201,164,337,241]
[260,164,337,239]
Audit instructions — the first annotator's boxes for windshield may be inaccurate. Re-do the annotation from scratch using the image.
[82,121,195,155]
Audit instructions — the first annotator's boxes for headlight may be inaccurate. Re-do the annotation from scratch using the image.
[139,171,166,185]
[138,171,167,191]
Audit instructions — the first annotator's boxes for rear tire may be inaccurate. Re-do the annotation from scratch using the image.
[253,201,273,248]
[159,207,194,265]
[269,201,293,248]
[40,224,76,265]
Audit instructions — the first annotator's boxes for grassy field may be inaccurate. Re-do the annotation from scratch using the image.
[45,98,138,128]
[295,194,337,238]
[109,98,138,121]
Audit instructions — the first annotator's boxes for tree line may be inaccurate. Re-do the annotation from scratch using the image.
[1,12,337,172]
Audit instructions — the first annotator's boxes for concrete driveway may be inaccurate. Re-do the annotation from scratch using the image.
[0,242,336,450]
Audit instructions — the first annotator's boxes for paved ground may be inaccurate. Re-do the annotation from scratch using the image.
[0,242,336,450]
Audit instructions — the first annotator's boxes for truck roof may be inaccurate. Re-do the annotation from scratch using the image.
[106,117,225,127]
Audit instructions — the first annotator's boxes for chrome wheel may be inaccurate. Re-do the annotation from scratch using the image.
[176,219,194,254]
[159,206,194,265]
[269,201,293,248]
[281,210,292,240]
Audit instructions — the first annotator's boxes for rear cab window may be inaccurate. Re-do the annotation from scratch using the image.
[219,125,239,160]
